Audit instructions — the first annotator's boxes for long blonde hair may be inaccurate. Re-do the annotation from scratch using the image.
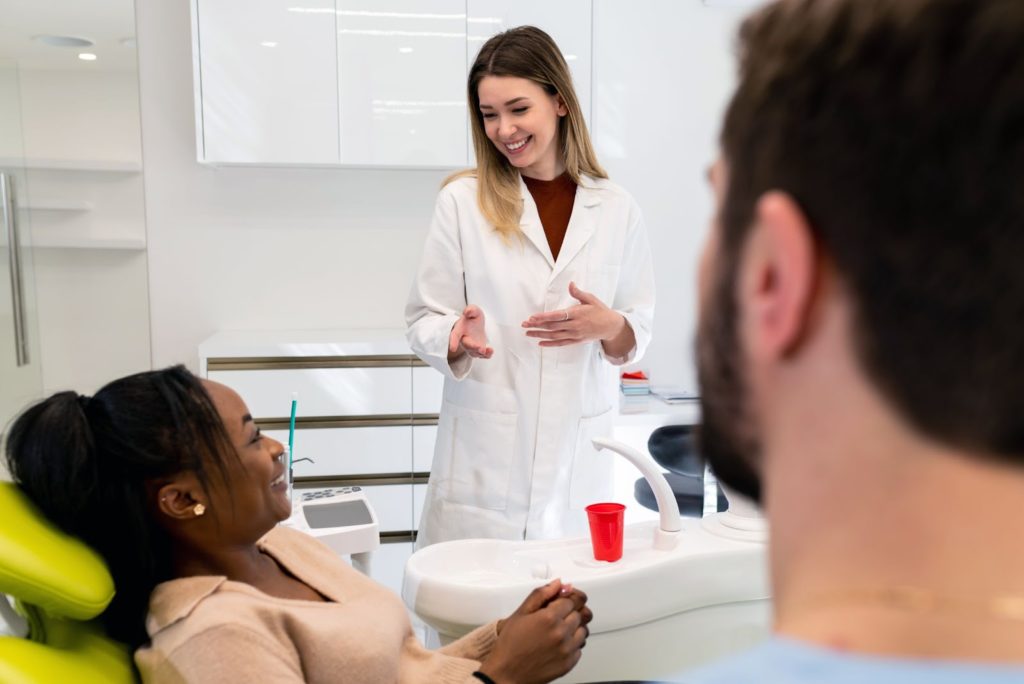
[446,26,607,240]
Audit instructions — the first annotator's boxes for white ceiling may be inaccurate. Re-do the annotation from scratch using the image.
[0,0,138,71]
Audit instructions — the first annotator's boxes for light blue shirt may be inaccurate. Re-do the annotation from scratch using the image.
[669,638,1024,683]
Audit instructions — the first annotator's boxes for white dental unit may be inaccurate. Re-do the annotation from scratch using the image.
[403,438,772,683]
[281,486,380,575]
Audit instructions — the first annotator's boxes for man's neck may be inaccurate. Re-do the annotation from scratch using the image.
[763,377,1024,662]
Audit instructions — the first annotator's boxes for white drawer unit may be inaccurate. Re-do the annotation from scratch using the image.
[264,425,413,477]
[412,366,444,415]
[199,330,442,598]
[412,425,438,474]
[206,366,414,418]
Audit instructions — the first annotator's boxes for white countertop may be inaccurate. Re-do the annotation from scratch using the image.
[616,396,701,427]
[199,328,411,358]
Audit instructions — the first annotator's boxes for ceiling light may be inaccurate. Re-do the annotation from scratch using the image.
[399,47,414,53]
[33,35,93,48]
[78,53,97,61]
[260,41,278,47]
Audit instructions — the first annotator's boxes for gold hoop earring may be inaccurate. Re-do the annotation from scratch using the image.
[193,503,206,517]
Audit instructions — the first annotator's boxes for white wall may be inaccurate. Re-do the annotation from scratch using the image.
[594,0,747,391]
[136,0,748,383]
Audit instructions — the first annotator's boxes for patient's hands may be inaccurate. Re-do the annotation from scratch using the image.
[478,579,592,684]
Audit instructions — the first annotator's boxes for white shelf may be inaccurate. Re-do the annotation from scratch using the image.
[23,200,93,212]
[0,157,142,173]
[32,236,146,251]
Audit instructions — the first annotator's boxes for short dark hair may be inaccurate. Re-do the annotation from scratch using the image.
[720,0,1024,459]
[3,365,236,649]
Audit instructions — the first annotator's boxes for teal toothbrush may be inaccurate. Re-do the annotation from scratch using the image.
[288,392,297,471]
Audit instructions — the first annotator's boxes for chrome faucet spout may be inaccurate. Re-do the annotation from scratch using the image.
[592,437,682,550]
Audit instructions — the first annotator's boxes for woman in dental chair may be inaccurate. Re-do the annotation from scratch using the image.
[3,365,591,683]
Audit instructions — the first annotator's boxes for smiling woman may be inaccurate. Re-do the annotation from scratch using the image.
[406,25,656,549]
[4,365,593,683]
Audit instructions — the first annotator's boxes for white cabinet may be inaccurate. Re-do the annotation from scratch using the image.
[192,0,340,164]
[336,0,467,167]
[191,0,592,167]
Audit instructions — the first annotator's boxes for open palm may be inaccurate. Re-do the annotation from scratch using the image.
[449,305,494,359]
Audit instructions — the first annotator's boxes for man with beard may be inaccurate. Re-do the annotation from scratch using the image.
[674,0,1024,682]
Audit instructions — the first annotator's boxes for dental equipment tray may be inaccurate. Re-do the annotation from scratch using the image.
[283,486,380,557]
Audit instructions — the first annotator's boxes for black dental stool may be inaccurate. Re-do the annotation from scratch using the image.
[633,425,727,516]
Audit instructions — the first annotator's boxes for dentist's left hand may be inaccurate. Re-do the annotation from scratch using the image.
[522,282,626,348]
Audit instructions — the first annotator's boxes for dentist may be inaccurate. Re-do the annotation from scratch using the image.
[407,26,655,547]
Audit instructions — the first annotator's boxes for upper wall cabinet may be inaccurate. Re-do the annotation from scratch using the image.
[336,1,467,167]
[192,0,341,164]
[191,0,592,168]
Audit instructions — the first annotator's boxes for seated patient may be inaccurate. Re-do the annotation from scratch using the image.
[4,366,591,683]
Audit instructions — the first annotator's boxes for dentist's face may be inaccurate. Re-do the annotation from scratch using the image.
[203,381,292,537]
[477,75,567,179]
[694,160,764,503]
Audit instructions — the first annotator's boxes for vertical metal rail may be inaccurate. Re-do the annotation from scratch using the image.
[1,172,28,366]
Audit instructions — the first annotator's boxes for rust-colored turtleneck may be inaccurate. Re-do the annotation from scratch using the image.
[522,172,577,262]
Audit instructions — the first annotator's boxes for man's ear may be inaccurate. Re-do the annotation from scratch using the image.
[156,472,207,521]
[740,191,819,363]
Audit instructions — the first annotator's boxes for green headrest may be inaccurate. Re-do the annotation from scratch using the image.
[0,482,114,620]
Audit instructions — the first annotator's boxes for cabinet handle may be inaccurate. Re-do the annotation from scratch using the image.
[1,173,29,367]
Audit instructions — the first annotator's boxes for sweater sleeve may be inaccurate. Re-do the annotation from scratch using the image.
[406,185,474,381]
[437,621,500,661]
[139,624,303,683]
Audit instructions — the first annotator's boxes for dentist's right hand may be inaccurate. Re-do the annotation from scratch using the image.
[476,579,592,684]
[448,304,494,361]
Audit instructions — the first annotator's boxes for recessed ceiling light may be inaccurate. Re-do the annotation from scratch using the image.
[399,47,414,53]
[78,53,97,61]
[33,35,94,48]
[260,41,278,47]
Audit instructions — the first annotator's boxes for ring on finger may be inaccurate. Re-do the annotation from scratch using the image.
[562,310,570,322]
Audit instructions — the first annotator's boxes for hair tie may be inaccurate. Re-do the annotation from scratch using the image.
[77,394,92,411]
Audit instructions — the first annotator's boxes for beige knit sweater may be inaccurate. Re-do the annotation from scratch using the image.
[135,526,498,683]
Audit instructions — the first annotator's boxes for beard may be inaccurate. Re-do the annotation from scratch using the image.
[695,254,764,505]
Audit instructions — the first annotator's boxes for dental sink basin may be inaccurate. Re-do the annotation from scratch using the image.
[402,439,772,683]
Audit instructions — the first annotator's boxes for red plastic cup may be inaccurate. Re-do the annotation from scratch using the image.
[586,503,625,562]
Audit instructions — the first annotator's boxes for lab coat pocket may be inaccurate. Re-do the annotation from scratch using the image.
[586,264,622,306]
[568,406,616,509]
[445,403,518,511]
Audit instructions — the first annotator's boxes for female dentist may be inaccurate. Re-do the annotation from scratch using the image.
[406,26,654,547]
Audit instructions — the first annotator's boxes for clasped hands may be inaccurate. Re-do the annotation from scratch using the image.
[448,282,625,361]
[477,579,593,684]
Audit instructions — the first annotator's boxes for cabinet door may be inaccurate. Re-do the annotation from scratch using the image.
[467,0,593,126]
[265,426,413,477]
[336,0,467,167]
[412,425,438,474]
[194,0,340,163]
[412,365,444,415]
[207,367,412,418]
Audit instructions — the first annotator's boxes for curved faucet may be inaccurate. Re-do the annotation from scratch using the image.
[593,437,682,550]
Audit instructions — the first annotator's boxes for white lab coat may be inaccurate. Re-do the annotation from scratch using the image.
[406,174,655,546]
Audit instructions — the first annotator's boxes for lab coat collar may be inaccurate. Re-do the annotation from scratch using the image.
[518,173,605,274]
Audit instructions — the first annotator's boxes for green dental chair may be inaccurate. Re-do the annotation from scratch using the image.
[0,482,134,683]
